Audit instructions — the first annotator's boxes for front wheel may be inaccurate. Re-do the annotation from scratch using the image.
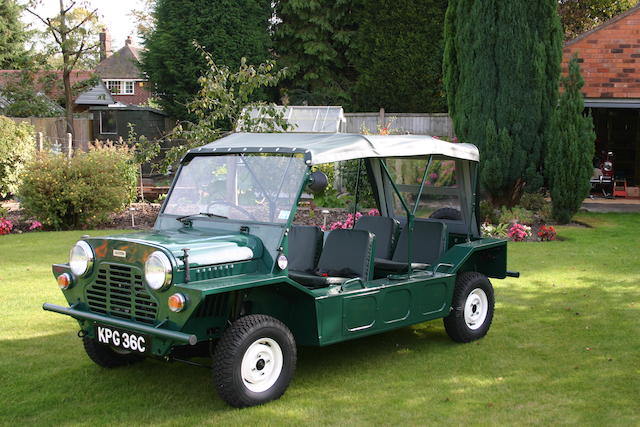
[444,272,495,343]
[212,315,296,407]
[82,336,144,368]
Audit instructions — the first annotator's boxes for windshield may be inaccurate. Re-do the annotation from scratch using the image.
[163,154,308,224]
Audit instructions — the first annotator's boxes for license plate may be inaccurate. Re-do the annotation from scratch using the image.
[95,324,150,354]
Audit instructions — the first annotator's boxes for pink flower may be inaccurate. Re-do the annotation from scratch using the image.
[29,220,43,231]
[368,208,380,216]
[0,218,13,235]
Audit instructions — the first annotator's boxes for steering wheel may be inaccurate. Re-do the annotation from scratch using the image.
[205,200,257,221]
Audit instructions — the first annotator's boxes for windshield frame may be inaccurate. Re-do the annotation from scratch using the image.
[159,153,311,228]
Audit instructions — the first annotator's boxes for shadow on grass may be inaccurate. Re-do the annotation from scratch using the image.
[2,276,638,424]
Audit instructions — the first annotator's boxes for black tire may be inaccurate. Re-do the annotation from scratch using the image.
[213,315,296,408]
[444,272,495,343]
[429,207,462,221]
[82,336,144,368]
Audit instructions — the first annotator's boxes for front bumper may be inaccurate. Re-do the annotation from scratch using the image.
[43,303,197,354]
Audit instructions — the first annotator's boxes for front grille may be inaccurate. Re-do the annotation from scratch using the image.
[86,263,158,324]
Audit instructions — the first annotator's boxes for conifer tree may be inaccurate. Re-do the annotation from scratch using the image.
[142,0,273,120]
[348,0,448,113]
[273,0,357,105]
[0,0,31,69]
[547,55,595,224]
[444,0,563,206]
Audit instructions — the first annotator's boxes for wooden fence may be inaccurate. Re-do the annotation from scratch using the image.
[342,109,454,137]
[9,116,93,155]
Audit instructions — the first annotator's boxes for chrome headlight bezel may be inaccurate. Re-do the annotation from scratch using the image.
[145,251,173,291]
[69,241,94,277]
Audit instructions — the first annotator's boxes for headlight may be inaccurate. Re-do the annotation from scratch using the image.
[145,251,172,290]
[69,241,93,276]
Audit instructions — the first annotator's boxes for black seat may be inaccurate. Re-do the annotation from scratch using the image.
[375,220,447,273]
[287,226,324,283]
[289,229,376,289]
[354,215,399,260]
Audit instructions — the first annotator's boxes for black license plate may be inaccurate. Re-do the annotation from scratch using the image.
[95,324,150,354]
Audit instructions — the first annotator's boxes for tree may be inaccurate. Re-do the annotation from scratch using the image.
[129,0,156,40]
[444,0,564,207]
[558,0,636,39]
[160,44,290,171]
[0,0,32,69]
[546,55,595,224]
[347,0,448,113]
[26,1,100,137]
[274,0,357,106]
[141,0,273,120]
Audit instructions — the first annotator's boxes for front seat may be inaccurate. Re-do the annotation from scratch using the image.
[287,225,324,282]
[289,228,376,289]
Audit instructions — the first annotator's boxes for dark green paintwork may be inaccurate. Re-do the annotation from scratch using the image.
[45,151,511,358]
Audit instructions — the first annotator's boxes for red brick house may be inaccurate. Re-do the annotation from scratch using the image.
[94,30,152,106]
[563,5,640,185]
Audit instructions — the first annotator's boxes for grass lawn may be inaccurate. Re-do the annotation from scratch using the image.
[0,213,638,425]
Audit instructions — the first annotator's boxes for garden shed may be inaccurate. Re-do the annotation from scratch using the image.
[90,105,169,141]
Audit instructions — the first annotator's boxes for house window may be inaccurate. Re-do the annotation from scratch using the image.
[100,111,117,134]
[124,81,134,94]
[104,80,136,95]
[105,80,121,94]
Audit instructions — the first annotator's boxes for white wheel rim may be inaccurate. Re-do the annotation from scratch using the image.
[464,288,488,330]
[240,337,283,393]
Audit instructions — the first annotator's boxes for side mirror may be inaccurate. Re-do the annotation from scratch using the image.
[308,171,328,193]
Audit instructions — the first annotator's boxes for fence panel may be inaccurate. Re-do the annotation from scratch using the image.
[8,116,93,154]
[343,111,453,137]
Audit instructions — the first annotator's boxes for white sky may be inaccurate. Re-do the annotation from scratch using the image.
[23,0,146,49]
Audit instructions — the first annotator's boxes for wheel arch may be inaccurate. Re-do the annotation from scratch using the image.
[242,281,320,346]
[441,239,508,279]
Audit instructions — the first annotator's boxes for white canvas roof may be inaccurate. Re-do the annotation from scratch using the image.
[186,132,479,164]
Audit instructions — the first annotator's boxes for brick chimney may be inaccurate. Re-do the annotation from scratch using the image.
[99,29,112,61]
[125,35,133,45]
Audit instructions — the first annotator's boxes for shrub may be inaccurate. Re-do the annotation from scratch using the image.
[480,200,496,223]
[538,225,557,241]
[498,206,535,226]
[507,223,532,242]
[481,222,509,238]
[0,116,35,197]
[0,217,13,235]
[546,55,595,224]
[519,192,547,212]
[19,143,137,230]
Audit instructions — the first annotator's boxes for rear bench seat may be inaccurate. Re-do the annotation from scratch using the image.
[354,215,399,260]
[374,220,447,274]
[288,228,376,289]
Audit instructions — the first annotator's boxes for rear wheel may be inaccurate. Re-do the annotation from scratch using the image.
[82,336,143,368]
[444,272,495,342]
[213,315,296,407]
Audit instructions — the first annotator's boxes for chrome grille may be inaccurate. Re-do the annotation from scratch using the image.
[86,263,158,324]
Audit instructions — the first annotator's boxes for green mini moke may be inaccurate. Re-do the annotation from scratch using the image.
[45,132,518,407]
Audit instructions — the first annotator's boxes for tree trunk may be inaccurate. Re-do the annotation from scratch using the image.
[63,69,74,138]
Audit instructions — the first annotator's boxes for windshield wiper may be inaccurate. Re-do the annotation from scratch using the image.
[176,212,228,223]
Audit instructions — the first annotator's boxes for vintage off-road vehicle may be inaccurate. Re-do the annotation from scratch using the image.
[45,133,518,407]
